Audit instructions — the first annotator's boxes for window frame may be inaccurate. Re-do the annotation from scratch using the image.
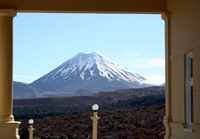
[184,51,194,131]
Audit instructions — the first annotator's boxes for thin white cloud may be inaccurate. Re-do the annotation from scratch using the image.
[124,53,140,58]
[132,58,165,68]
[145,74,165,85]
[13,74,39,84]
[13,74,39,80]
[25,80,35,84]
[39,60,60,65]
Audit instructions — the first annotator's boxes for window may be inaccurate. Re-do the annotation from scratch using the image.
[185,51,193,129]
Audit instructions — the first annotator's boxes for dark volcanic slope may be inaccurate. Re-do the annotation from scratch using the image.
[19,105,165,139]
[14,86,165,107]
[13,81,38,99]
[94,86,165,98]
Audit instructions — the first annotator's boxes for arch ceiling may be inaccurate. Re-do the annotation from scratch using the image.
[0,0,166,13]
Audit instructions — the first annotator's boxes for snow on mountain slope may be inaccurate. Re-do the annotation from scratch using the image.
[30,52,151,96]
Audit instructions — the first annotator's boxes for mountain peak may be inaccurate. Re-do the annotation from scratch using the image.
[77,51,101,55]
[65,51,113,72]
[73,52,105,63]
[30,52,150,95]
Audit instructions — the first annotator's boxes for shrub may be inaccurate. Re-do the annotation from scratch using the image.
[59,134,68,139]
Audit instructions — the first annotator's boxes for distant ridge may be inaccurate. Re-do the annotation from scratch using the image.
[13,86,165,107]
[13,81,37,99]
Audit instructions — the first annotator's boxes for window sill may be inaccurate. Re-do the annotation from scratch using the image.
[183,128,194,132]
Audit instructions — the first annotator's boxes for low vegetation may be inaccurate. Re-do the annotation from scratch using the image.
[19,105,165,139]
[14,95,164,119]
[15,87,165,139]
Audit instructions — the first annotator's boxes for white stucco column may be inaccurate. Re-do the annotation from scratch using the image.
[91,112,100,139]
[162,12,172,139]
[0,9,20,139]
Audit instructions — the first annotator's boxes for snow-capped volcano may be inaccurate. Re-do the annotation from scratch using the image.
[30,52,150,95]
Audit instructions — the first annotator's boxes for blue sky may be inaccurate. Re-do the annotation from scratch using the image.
[13,13,165,85]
